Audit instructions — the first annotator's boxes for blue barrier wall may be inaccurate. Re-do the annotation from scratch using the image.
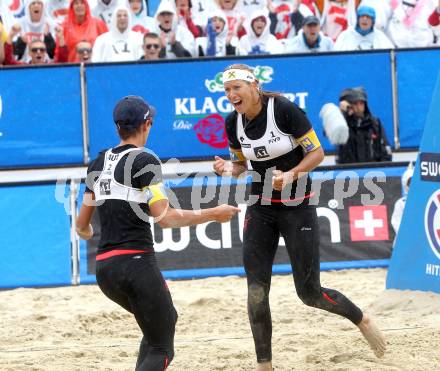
[87,52,393,160]
[79,166,404,284]
[0,66,84,168]
[0,165,406,288]
[396,49,440,148]
[0,184,72,288]
[0,49,437,168]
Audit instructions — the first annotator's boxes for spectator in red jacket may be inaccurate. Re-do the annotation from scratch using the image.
[55,0,107,62]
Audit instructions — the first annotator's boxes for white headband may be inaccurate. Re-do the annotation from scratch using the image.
[222,69,256,84]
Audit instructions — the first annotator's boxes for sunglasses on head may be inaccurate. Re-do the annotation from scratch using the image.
[144,43,160,50]
[31,47,46,53]
[77,47,92,54]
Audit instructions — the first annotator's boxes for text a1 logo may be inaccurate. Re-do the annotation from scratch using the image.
[99,179,111,195]
[349,205,389,241]
[254,146,270,159]
[425,189,440,259]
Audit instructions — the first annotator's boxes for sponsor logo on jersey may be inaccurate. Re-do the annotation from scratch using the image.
[254,146,270,159]
[99,179,112,196]
[299,137,316,152]
[238,136,251,147]
[424,189,440,259]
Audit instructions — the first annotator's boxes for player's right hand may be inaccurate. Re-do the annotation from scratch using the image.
[213,156,232,176]
[213,204,240,223]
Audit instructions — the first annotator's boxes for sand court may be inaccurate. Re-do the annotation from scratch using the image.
[1,268,439,371]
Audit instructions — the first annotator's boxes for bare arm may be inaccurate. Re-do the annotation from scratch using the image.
[76,192,95,239]
[213,156,248,178]
[291,146,325,178]
[149,199,240,229]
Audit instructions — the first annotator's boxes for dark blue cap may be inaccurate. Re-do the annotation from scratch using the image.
[303,15,320,26]
[113,95,156,128]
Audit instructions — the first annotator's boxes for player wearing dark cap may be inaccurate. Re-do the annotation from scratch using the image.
[76,95,240,371]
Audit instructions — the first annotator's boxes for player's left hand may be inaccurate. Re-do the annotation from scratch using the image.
[272,170,295,191]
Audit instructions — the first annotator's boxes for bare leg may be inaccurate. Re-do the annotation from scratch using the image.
[256,361,272,371]
[357,313,386,358]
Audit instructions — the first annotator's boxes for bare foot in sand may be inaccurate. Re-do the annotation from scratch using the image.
[357,314,386,358]
[256,361,272,371]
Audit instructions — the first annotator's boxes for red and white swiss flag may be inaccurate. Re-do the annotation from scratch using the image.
[349,205,389,241]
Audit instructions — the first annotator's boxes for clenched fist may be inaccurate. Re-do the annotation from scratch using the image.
[213,156,233,176]
[272,170,296,191]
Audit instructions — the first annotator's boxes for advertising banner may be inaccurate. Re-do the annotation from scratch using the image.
[81,167,405,282]
[0,183,72,288]
[396,49,440,148]
[86,52,393,161]
[0,66,84,168]
[387,74,440,293]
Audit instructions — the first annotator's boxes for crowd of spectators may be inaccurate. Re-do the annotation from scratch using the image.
[0,0,439,65]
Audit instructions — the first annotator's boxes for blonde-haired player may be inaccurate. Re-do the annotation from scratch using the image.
[213,64,386,370]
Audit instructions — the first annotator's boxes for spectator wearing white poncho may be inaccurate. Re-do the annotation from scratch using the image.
[127,0,157,34]
[92,0,120,27]
[92,5,143,62]
[46,0,70,25]
[320,0,357,41]
[155,0,195,58]
[196,11,237,57]
[358,0,392,31]
[334,6,395,51]
[237,9,283,55]
[12,0,57,61]
[1,0,15,31]
[386,0,437,47]
[285,15,334,53]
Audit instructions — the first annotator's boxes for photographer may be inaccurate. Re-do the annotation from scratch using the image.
[333,87,392,164]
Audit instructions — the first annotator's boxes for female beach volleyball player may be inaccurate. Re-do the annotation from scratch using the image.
[76,95,240,371]
[213,64,386,371]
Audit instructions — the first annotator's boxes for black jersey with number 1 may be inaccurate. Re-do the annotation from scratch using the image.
[225,95,322,206]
